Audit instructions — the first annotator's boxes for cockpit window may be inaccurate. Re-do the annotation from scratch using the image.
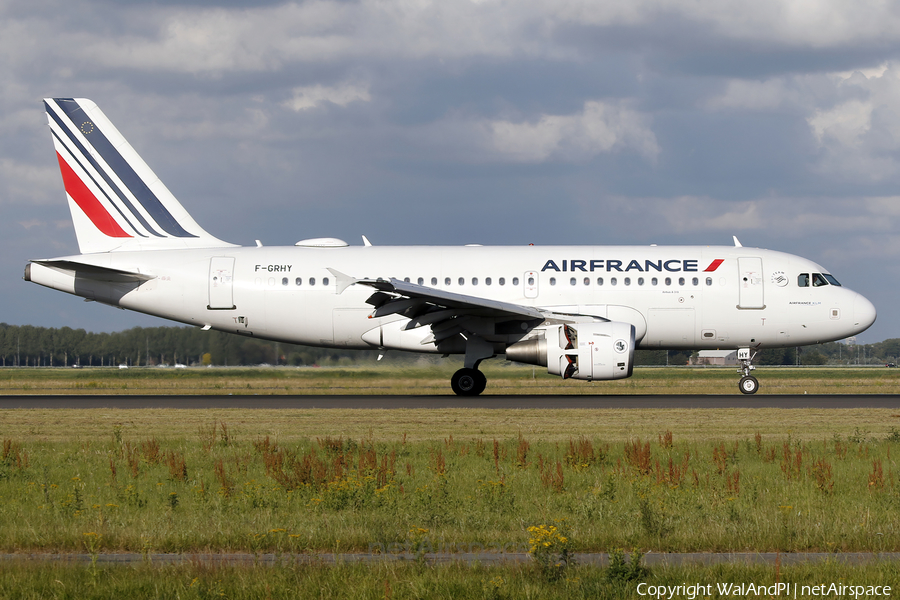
[823,274,841,286]
[812,273,828,287]
[798,273,809,287]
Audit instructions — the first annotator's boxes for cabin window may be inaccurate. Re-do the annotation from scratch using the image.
[526,277,534,285]
[665,277,672,286]
[323,277,329,286]
[472,278,478,286]
[610,277,618,286]
[458,277,465,286]
[570,277,577,286]
[798,273,810,287]
[638,277,645,286]
[651,277,658,286]
[597,277,604,286]
[624,277,631,286]
[486,277,492,286]
[417,277,424,285]
[404,277,410,283]
[309,278,316,286]
[679,277,685,286]
[295,277,302,286]
[282,277,288,286]
[692,277,699,286]
[513,277,520,285]
[584,277,590,286]
[445,277,451,286]
[549,277,556,286]
[431,277,438,286]
[706,277,712,286]
[499,277,506,286]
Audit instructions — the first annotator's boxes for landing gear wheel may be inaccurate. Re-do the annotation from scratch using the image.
[739,375,759,395]
[451,368,487,396]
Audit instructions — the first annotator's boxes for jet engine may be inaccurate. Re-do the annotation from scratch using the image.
[505,321,635,381]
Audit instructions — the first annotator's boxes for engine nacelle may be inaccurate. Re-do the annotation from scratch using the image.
[505,321,635,381]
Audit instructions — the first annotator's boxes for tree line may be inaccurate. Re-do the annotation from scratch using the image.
[0,323,893,368]
[0,323,381,368]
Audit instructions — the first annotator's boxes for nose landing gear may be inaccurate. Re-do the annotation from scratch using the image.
[739,375,759,394]
[737,347,759,395]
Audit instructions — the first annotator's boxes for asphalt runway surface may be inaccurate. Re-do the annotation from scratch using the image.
[0,394,899,409]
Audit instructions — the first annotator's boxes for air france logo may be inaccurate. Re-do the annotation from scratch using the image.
[615,340,628,353]
[540,259,724,273]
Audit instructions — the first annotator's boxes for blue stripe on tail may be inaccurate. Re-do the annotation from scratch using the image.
[52,98,196,239]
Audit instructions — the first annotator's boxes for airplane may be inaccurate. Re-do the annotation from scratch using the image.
[25,98,877,395]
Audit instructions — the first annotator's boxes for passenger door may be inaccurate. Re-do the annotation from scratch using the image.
[208,257,236,310]
[737,257,764,309]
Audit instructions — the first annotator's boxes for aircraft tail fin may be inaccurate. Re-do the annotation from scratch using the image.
[44,98,235,254]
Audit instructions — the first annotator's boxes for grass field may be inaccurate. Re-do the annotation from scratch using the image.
[1,560,898,600]
[2,407,900,554]
[2,369,900,596]
[0,365,898,395]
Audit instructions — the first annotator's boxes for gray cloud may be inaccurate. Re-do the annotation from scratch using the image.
[1,0,899,342]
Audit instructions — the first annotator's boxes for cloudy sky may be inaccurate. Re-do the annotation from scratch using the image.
[2,0,899,343]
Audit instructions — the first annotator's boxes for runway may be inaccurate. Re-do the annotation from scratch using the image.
[0,394,899,409]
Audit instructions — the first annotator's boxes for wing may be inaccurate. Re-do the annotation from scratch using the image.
[329,269,545,346]
[360,277,544,321]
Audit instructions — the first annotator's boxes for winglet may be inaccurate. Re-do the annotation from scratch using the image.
[362,235,373,247]
[733,236,743,247]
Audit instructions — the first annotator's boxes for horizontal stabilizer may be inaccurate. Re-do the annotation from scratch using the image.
[29,260,155,283]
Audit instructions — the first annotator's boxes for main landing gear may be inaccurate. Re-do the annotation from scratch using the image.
[450,335,494,396]
[737,347,759,395]
[451,368,487,396]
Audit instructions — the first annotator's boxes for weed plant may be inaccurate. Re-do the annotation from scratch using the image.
[0,560,898,600]
[1,423,900,554]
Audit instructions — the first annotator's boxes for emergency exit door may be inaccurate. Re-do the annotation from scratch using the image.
[737,257,764,309]
[208,257,236,310]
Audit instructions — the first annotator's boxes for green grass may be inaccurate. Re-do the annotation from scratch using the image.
[3,406,900,597]
[0,560,898,600]
[0,365,898,394]
[2,411,900,554]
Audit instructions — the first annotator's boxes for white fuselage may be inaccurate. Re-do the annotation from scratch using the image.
[27,244,876,353]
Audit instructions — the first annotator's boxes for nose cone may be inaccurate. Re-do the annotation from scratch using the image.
[852,293,877,335]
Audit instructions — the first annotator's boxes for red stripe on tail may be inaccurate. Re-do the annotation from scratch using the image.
[56,153,131,238]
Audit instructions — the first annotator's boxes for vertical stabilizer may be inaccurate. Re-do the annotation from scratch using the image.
[44,98,236,253]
